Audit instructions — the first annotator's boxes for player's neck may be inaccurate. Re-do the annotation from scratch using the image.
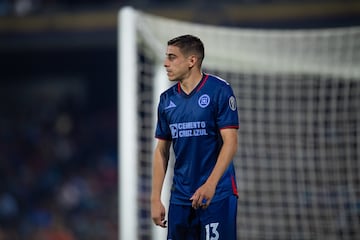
[179,71,203,95]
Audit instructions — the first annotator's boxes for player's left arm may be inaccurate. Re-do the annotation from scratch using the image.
[190,128,238,209]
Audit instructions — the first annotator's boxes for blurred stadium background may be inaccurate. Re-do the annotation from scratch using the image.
[0,0,359,239]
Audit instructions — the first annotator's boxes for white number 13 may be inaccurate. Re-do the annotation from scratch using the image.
[205,222,219,240]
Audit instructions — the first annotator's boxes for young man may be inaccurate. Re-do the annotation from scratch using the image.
[151,34,239,240]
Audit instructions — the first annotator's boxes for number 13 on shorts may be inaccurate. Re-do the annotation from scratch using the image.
[205,222,219,240]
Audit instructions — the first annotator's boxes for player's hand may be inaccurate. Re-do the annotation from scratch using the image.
[151,199,167,228]
[190,183,215,209]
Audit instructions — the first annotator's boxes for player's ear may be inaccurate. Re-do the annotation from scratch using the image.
[188,54,197,68]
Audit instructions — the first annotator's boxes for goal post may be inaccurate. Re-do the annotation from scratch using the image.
[118,7,173,240]
[118,7,138,240]
[118,6,360,240]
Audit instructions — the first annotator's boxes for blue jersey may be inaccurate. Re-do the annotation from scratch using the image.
[155,73,239,205]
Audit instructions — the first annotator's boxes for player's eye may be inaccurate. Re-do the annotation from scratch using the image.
[167,54,176,61]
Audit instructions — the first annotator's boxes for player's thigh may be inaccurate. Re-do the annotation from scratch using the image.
[168,203,201,240]
[200,195,238,240]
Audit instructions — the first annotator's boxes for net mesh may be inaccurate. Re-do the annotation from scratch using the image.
[218,72,360,240]
[122,8,360,240]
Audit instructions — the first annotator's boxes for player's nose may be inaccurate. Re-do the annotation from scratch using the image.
[163,58,170,67]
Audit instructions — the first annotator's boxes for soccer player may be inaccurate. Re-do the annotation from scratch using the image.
[151,34,239,240]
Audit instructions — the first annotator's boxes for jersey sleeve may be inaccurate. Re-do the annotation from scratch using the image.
[155,95,172,140]
[216,84,239,129]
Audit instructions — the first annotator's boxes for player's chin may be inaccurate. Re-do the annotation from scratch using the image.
[166,72,176,81]
[168,76,177,82]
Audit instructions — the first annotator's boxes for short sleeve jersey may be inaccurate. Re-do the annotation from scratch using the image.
[155,73,239,205]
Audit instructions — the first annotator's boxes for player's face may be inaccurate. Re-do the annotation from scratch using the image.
[164,45,191,82]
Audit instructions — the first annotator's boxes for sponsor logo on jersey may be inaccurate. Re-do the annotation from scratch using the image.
[198,94,210,108]
[170,121,208,138]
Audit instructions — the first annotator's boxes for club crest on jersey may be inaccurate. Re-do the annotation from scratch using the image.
[229,96,237,111]
[198,94,210,108]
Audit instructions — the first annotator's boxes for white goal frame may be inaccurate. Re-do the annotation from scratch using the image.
[118,6,360,240]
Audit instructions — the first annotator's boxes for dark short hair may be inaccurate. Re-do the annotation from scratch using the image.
[168,34,204,65]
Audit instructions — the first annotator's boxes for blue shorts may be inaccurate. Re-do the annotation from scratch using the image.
[167,195,237,240]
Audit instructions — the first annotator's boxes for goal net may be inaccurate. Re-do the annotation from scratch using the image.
[118,6,360,240]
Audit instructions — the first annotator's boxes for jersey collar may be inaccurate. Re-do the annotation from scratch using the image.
[177,73,209,95]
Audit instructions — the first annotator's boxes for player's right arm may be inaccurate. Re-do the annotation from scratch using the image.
[151,138,171,228]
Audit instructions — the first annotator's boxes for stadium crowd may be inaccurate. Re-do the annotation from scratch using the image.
[0,84,118,239]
